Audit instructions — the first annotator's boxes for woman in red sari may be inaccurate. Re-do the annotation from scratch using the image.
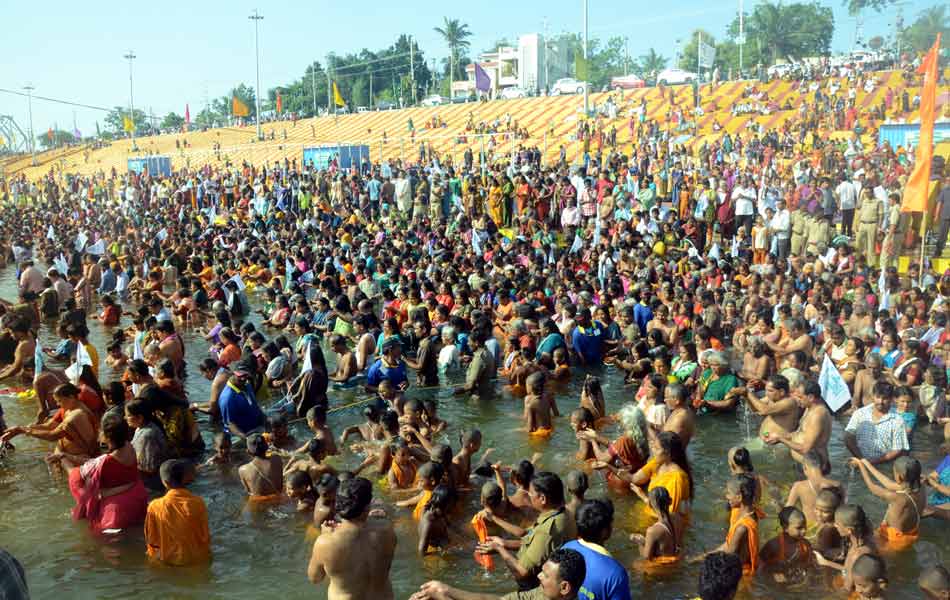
[579,405,650,490]
[69,413,148,534]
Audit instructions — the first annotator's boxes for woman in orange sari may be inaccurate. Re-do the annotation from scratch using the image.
[487,176,505,227]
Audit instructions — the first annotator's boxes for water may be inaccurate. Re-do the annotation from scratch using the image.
[0,266,946,599]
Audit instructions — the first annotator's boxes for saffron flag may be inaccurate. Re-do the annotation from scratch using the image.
[900,34,941,214]
[333,81,346,107]
[474,63,491,93]
[232,96,251,117]
[276,92,283,114]
[184,103,190,131]
[47,127,53,141]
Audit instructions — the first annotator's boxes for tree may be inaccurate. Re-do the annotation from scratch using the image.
[160,112,185,131]
[37,129,75,150]
[213,83,256,119]
[639,48,669,77]
[845,0,895,17]
[900,6,949,54]
[104,106,147,134]
[727,2,834,66]
[434,17,473,91]
[867,36,884,50]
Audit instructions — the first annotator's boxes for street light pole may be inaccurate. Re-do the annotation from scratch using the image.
[582,0,589,115]
[23,85,36,166]
[311,62,318,116]
[249,9,264,140]
[124,51,137,151]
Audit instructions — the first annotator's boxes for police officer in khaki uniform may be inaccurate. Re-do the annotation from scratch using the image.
[805,214,832,256]
[855,188,882,266]
[801,212,816,255]
[879,192,901,270]
[790,208,807,256]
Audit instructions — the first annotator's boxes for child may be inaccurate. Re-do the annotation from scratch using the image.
[580,375,606,421]
[421,399,447,437]
[388,437,418,490]
[301,405,338,456]
[524,371,554,436]
[340,405,384,446]
[474,478,526,539]
[265,414,299,452]
[727,447,768,515]
[785,450,843,525]
[284,438,336,483]
[506,459,535,513]
[752,214,769,265]
[850,456,925,551]
[920,365,946,425]
[812,488,844,565]
[851,553,888,600]
[418,485,453,555]
[452,429,483,485]
[565,470,588,527]
[144,459,211,566]
[703,475,759,576]
[813,504,878,593]
[892,385,918,437]
[759,506,813,584]
[286,470,316,513]
[632,486,681,563]
[377,379,405,415]
[200,432,232,469]
[397,461,443,520]
[570,408,597,461]
[312,472,339,528]
[104,341,129,369]
[551,347,571,382]
[919,565,950,600]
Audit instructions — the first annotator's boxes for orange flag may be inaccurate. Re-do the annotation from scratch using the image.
[276,92,283,114]
[900,33,941,214]
[232,96,250,117]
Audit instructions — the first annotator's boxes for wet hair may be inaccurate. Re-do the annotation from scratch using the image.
[658,431,693,499]
[575,498,614,543]
[306,404,328,425]
[106,381,126,407]
[698,552,743,600]
[872,381,893,399]
[727,475,757,506]
[768,374,789,394]
[851,553,887,582]
[530,471,565,506]
[287,470,312,490]
[424,484,453,512]
[305,438,326,460]
[816,488,843,510]
[512,459,535,487]
[246,433,268,457]
[53,382,80,399]
[418,461,444,485]
[547,548,586,595]
[315,473,340,496]
[267,413,288,430]
[835,504,873,541]
[566,470,589,496]
[335,476,373,519]
[100,413,130,449]
[778,506,806,529]
[728,447,754,472]
[429,443,453,471]
[159,459,191,488]
[893,456,922,492]
[649,486,675,547]
[571,407,595,427]
[480,482,504,508]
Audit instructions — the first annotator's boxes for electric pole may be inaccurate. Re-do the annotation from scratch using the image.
[124,51,137,151]
[311,62,318,116]
[249,9,264,140]
[410,35,415,105]
[23,85,35,166]
[326,54,333,114]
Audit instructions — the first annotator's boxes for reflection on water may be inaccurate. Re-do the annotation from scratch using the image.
[0,266,945,599]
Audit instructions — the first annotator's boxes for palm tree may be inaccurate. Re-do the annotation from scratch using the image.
[434,17,473,96]
[901,6,949,53]
[638,48,668,78]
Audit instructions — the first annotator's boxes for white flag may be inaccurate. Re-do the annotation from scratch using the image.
[300,270,315,283]
[74,231,88,251]
[85,239,105,255]
[878,270,890,311]
[156,228,168,242]
[46,225,55,241]
[592,211,601,248]
[285,258,295,290]
[570,233,584,254]
[53,253,69,275]
[227,273,246,291]
[472,229,482,256]
[818,355,852,413]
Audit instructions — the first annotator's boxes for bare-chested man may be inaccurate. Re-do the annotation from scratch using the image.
[851,353,884,412]
[742,375,802,439]
[308,476,396,600]
[662,383,696,448]
[328,334,358,384]
[763,380,832,465]
[767,317,813,359]
[239,433,283,498]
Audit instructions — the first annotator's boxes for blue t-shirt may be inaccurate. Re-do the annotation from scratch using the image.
[560,540,631,600]
[572,322,605,365]
[366,359,408,389]
[218,382,265,438]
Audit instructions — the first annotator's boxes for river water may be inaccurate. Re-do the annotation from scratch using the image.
[0,265,945,599]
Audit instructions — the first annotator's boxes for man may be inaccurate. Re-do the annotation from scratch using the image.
[366,338,409,392]
[851,352,885,412]
[411,548,586,600]
[145,459,211,566]
[560,499,630,600]
[197,358,230,420]
[733,176,756,236]
[454,330,495,399]
[742,375,801,439]
[764,380,832,465]
[789,205,806,257]
[47,269,73,307]
[844,381,909,464]
[767,318,812,358]
[404,320,440,387]
[308,477,397,600]
[17,260,44,296]
[770,198,791,261]
[217,367,265,439]
[571,308,605,366]
[662,383,696,448]
[697,552,743,600]
[835,175,857,237]
[934,175,950,256]
[477,472,576,590]
[238,433,283,498]
[855,187,882,266]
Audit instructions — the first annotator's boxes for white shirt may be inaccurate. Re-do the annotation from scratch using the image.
[835,181,857,210]
[733,186,755,216]
[770,209,791,239]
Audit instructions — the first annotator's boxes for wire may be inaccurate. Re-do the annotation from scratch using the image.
[0,87,113,113]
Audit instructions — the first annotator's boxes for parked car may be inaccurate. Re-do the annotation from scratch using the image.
[356,106,370,113]
[610,74,646,90]
[376,100,397,110]
[420,94,445,107]
[551,78,588,95]
[656,68,698,85]
[499,87,529,99]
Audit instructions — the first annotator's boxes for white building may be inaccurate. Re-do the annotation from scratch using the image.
[452,33,570,98]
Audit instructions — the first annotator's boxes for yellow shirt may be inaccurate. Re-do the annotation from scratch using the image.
[145,488,211,566]
[83,342,100,379]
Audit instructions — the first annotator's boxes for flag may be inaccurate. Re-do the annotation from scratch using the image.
[818,355,852,412]
[123,115,134,133]
[570,232,583,254]
[901,34,941,214]
[300,270,314,283]
[53,254,69,275]
[46,225,55,241]
[878,270,890,311]
[276,92,283,114]
[184,104,190,131]
[156,228,168,242]
[95,121,101,137]
[226,273,246,291]
[74,231,88,251]
[232,96,250,117]
[285,258,295,290]
[73,127,81,140]
[592,211,601,247]
[333,81,346,107]
[47,127,53,141]
[474,63,491,93]
[698,40,717,69]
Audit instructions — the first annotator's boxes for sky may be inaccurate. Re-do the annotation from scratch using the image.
[0,0,937,144]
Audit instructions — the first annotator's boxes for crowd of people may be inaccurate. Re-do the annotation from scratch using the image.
[0,56,948,600]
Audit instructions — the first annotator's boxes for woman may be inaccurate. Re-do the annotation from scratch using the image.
[124,397,168,489]
[583,404,650,489]
[630,431,693,518]
[535,318,566,362]
[874,333,901,369]
[138,378,203,459]
[68,413,148,533]
[670,342,699,385]
[892,338,922,386]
